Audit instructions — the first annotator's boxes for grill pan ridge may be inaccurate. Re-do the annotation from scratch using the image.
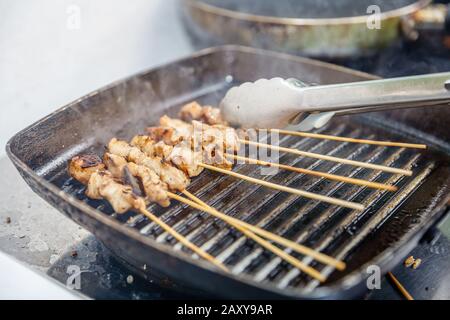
[6,46,450,299]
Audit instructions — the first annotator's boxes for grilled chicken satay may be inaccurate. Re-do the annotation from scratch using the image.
[147,115,193,145]
[129,135,173,159]
[68,155,145,213]
[192,120,236,169]
[103,152,170,207]
[69,154,226,270]
[107,138,189,191]
[146,117,239,170]
[190,120,240,153]
[179,101,227,126]
[132,135,205,177]
[68,154,105,185]
[148,115,240,152]
[202,143,233,170]
[132,133,233,175]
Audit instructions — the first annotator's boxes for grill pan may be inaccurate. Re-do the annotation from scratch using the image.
[6,46,450,299]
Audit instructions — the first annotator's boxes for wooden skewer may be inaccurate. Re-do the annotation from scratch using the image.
[173,191,346,271]
[226,154,398,192]
[180,190,327,282]
[268,129,427,150]
[387,272,414,300]
[241,140,413,176]
[198,163,365,211]
[138,205,228,272]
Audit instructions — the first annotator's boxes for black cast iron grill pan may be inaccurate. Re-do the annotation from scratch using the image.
[6,46,450,299]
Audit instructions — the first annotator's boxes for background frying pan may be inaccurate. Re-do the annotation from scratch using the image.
[181,0,433,58]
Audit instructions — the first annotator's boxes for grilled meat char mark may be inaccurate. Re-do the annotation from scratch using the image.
[147,115,193,145]
[103,152,170,207]
[68,154,105,185]
[68,155,144,213]
[132,135,204,178]
[107,138,189,192]
[123,166,145,198]
[146,115,239,171]
[102,152,144,198]
[87,171,143,213]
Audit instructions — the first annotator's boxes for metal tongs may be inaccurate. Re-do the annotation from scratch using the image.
[219,72,450,131]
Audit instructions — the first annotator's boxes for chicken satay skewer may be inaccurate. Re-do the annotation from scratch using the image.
[104,151,337,279]
[241,140,413,176]
[135,129,396,191]
[145,116,390,200]
[267,129,427,149]
[175,106,412,175]
[69,155,227,272]
[131,135,364,210]
[105,145,345,272]
[225,154,398,192]
[179,102,426,149]
[138,129,396,192]
[107,138,190,192]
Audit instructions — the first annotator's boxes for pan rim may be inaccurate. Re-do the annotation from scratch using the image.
[184,0,431,26]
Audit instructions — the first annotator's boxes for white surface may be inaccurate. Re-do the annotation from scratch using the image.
[0,0,193,155]
[0,0,193,299]
[0,251,83,299]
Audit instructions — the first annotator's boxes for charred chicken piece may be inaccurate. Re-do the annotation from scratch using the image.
[179,101,203,122]
[108,138,189,191]
[68,154,105,185]
[147,115,193,145]
[103,152,170,207]
[88,171,144,213]
[193,121,240,153]
[179,101,227,126]
[102,151,128,180]
[68,156,145,214]
[146,117,238,171]
[147,127,181,146]
[166,143,204,177]
[202,143,233,170]
[152,116,240,153]
[202,106,227,126]
[133,135,204,177]
[131,135,173,159]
